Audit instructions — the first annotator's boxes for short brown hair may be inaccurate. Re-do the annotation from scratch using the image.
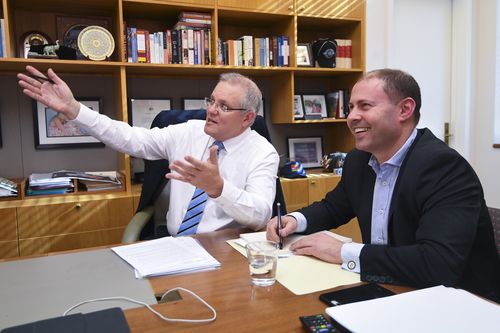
[363,69,421,124]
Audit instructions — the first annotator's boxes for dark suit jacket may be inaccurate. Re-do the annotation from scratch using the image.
[300,128,500,303]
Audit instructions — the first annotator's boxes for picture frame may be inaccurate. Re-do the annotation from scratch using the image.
[129,98,171,129]
[287,137,323,168]
[297,43,313,67]
[294,95,304,119]
[182,98,206,110]
[56,15,111,60]
[33,98,104,149]
[303,94,328,118]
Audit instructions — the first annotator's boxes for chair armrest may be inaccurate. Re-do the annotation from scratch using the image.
[121,205,155,243]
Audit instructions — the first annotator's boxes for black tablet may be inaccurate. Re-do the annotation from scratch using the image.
[319,283,395,306]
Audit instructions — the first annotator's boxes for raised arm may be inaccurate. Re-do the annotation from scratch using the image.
[17,65,80,119]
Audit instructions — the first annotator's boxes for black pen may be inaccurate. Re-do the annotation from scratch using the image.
[277,202,283,249]
[27,74,55,84]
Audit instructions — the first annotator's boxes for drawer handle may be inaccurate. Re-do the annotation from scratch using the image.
[75,203,82,209]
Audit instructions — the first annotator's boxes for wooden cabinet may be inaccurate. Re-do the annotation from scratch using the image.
[16,196,134,256]
[295,0,364,19]
[281,173,362,242]
[0,207,19,259]
[217,0,294,14]
[0,0,364,256]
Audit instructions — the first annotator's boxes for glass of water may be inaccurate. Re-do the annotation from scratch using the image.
[245,241,279,287]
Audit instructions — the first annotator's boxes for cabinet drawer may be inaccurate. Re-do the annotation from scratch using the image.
[0,241,19,259]
[18,228,125,256]
[296,0,364,19]
[308,175,340,203]
[281,178,309,212]
[0,207,17,241]
[17,197,134,238]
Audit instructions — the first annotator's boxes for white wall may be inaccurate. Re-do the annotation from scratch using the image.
[366,0,500,207]
[471,0,500,207]
[366,0,451,140]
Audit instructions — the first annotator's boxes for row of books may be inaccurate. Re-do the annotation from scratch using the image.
[125,11,212,65]
[26,170,122,196]
[326,89,351,119]
[335,39,353,69]
[218,35,290,67]
[0,19,6,58]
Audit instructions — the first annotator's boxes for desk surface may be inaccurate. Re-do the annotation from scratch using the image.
[124,229,412,333]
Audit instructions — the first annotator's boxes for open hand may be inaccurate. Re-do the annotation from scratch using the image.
[17,66,80,119]
[166,145,224,197]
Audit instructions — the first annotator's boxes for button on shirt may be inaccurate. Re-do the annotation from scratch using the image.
[74,104,279,235]
[291,128,418,273]
[341,128,418,273]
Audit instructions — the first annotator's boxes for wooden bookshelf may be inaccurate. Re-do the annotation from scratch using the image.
[0,0,365,257]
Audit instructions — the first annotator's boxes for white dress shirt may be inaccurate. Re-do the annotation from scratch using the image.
[74,104,279,235]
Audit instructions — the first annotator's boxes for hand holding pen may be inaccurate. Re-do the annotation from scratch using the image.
[277,202,283,249]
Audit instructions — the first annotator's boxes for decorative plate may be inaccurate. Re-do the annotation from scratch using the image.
[77,25,115,61]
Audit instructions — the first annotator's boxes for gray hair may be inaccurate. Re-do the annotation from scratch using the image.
[219,72,262,118]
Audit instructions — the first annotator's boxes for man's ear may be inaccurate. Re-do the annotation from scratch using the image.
[242,110,256,127]
[399,97,416,122]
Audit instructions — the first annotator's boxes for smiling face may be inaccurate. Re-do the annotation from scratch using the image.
[347,77,416,163]
[204,81,255,141]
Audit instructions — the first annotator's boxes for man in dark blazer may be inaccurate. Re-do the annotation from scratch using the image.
[267,69,500,303]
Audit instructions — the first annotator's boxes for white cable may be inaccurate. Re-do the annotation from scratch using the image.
[63,287,217,323]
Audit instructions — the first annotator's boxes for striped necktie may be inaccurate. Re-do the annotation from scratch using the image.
[177,140,224,236]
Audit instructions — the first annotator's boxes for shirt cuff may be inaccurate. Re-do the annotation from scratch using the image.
[287,212,307,233]
[341,242,364,273]
[211,178,232,206]
[73,103,99,126]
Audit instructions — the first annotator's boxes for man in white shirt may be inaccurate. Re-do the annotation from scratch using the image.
[18,65,279,235]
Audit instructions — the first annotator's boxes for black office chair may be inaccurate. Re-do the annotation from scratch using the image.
[487,206,500,256]
[122,109,286,243]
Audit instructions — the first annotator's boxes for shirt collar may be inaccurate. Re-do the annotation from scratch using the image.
[369,128,418,168]
[210,127,251,153]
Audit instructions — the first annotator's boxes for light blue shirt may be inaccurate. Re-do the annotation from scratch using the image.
[291,128,418,274]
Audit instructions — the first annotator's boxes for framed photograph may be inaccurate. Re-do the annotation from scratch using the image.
[294,95,304,119]
[303,94,328,118]
[56,15,111,60]
[129,98,171,129]
[182,98,205,110]
[297,43,313,67]
[33,98,104,149]
[287,137,323,168]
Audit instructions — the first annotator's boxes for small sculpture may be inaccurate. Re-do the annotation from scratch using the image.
[43,40,60,56]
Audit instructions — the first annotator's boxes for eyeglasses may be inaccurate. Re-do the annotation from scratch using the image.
[204,97,248,113]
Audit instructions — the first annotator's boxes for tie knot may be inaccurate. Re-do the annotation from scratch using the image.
[213,140,224,152]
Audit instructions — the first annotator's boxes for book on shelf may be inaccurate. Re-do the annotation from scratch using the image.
[52,170,122,184]
[27,172,74,196]
[334,39,352,69]
[0,177,18,197]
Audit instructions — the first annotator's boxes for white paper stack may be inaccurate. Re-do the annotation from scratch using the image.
[326,285,500,333]
[112,236,221,278]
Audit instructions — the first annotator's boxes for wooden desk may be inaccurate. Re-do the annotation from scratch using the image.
[124,229,412,332]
